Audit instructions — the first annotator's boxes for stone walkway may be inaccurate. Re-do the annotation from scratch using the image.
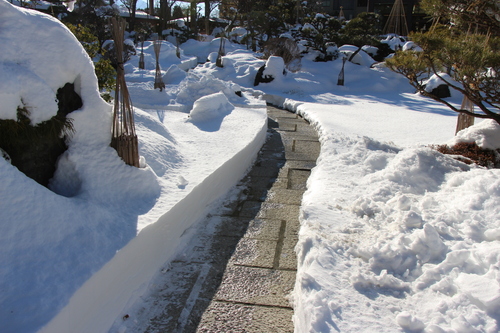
[141,105,320,333]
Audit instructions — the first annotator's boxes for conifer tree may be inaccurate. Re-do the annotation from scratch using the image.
[386,0,500,124]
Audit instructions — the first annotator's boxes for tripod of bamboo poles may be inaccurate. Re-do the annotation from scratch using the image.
[154,38,165,91]
[383,0,409,37]
[110,17,140,167]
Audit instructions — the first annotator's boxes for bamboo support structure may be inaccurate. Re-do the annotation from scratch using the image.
[154,39,165,91]
[383,0,409,36]
[216,37,225,68]
[110,17,140,168]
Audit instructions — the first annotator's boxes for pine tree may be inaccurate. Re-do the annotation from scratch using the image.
[386,0,500,125]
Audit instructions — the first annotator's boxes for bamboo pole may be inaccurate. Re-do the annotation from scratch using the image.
[154,38,165,91]
[110,17,140,168]
[383,0,409,36]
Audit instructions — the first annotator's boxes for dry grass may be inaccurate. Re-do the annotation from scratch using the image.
[432,142,499,168]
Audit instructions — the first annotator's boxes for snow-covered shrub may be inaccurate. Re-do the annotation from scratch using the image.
[0,104,75,185]
[263,56,286,78]
[64,23,115,100]
[262,37,301,72]
[381,34,407,51]
[102,38,137,68]
[339,45,377,67]
[325,42,339,60]
[212,26,225,37]
[300,15,343,60]
[254,56,286,86]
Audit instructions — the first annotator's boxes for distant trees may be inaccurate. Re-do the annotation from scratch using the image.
[386,0,500,125]
[159,0,178,30]
[65,23,116,101]
[340,12,382,46]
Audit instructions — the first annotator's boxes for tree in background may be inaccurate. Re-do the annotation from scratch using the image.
[120,0,140,30]
[65,23,116,101]
[386,0,500,125]
[63,0,113,48]
[159,0,176,30]
[300,14,343,57]
[189,0,198,34]
[172,4,184,19]
[339,12,383,46]
[201,0,221,35]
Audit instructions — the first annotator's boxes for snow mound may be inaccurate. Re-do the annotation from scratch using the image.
[175,73,242,112]
[450,119,500,150]
[163,64,187,85]
[0,1,100,125]
[339,45,377,67]
[0,63,58,124]
[189,92,235,123]
[0,4,161,332]
[295,130,500,332]
[263,56,286,78]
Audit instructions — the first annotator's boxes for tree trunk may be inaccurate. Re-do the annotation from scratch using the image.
[190,0,197,35]
[455,96,475,134]
[204,0,210,35]
[130,0,138,31]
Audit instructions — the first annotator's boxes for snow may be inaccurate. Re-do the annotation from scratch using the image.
[0,1,99,125]
[2,2,500,333]
[339,44,377,67]
[423,72,459,94]
[189,92,235,123]
[382,34,407,50]
[450,120,500,151]
[0,3,265,333]
[403,41,423,52]
[263,55,286,78]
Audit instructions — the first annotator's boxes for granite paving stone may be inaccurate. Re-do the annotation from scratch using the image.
[132,105,319,333]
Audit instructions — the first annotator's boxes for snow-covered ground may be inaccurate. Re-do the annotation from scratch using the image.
[1,2,499,333]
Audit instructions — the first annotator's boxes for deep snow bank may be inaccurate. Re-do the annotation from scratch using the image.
[0,3,159,332]
[40,105,267,333]
[185,41,500,332]
[35,22,269,331]
[292,103,500,332]
[0,3,268,333]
